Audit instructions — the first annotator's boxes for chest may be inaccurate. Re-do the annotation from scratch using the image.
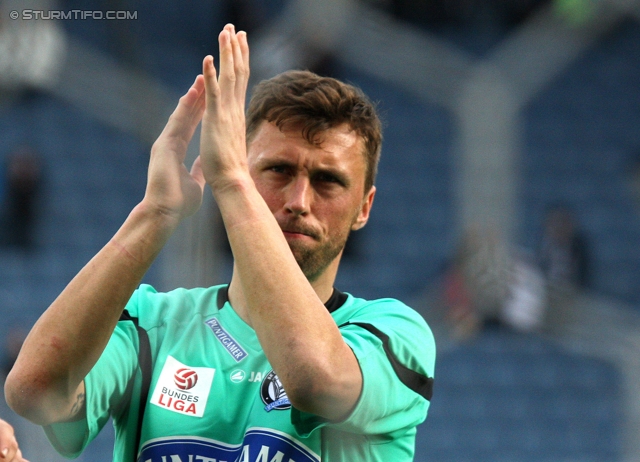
[137,314,321,462]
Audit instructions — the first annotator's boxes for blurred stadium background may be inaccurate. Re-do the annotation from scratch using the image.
[0,0,639,460]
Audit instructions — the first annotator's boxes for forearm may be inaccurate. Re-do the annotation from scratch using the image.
[5,202,178,424]
[201,25,361,419]
[217,180,360,418]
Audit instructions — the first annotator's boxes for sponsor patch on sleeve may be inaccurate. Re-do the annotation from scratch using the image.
[204,317,249,362]
[150,356,215,418]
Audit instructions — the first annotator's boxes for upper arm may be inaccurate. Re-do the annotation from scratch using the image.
[336,318,434,432]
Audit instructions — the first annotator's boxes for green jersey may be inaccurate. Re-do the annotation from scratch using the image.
[44,284,435,461]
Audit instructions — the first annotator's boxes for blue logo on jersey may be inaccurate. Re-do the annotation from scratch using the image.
[138,428,319,462]
[204,318,248,362]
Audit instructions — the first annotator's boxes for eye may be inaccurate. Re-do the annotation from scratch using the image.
[314,172,345,186]
[268,165,289,175]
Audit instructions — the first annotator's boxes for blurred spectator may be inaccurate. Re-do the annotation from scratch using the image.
[443,227,547,339]
[539,204,590,290]
[0,146,43,250]
[442,227,514,339]
[442,242,478,340]
[502,249,546,332]
[538,204,591,334]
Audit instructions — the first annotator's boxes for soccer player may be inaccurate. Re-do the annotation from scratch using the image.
[5,24,435,461]
[0,418,28,461]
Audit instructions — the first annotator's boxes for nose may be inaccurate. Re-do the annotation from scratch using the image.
[284,176,312,216]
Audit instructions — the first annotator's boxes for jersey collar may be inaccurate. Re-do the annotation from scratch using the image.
[217,284,347,313]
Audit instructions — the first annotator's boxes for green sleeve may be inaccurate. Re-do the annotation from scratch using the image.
[43,321,139,458]
[292,300,435,437]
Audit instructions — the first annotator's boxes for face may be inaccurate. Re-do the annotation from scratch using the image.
[247,122,375,282]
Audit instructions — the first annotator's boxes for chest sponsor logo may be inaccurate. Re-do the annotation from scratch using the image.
[139,428,319,462]
[260,370,291,412]
[150,356,215,418]
[204,318,248,362]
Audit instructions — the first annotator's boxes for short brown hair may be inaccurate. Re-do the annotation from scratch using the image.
[246,70,382,193]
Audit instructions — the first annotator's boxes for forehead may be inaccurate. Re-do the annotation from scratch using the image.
[247,122,365,170]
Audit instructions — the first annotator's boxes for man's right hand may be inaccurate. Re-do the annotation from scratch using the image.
[143,75,207,223]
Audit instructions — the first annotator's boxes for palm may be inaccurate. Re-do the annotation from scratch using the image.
[144,78,207,221]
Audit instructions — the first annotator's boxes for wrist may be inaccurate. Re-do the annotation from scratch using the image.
[208,172,255,198]
[133,200,183,229]
[108,202,180,265]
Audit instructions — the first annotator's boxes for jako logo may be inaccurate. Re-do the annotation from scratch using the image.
[174,368,198,390]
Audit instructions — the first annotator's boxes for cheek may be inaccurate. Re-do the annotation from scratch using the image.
[321,201,360,233]
[262,191,282,213]
[253,180,281,212]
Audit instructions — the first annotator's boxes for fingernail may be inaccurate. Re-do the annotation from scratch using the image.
[1,447,7,456]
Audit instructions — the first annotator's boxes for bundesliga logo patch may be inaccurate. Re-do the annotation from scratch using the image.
[150,356,215,418]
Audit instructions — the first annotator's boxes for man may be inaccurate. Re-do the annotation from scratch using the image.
[0,419,27,461]
[5,24,435,461]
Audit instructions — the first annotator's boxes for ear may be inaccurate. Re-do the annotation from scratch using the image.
[352,186,376,231]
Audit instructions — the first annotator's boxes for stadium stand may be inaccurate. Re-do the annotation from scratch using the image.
[414,329,622,462]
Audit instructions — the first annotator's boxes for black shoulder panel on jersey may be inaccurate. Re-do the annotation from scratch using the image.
[341,321,433,401]
[119,310,152,462]
[217,284,230,310]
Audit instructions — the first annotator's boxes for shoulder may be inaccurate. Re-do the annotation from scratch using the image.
[336,294,436,376]
[123,284,228,326]
[338,294,431,335]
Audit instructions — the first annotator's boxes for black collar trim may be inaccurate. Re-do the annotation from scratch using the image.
[217,284,230,310]
[216,285,347,313]
[325,288,348,313]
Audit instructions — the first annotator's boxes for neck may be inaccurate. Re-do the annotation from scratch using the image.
[227,258,340,326]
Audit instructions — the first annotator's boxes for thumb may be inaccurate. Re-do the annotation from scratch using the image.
[190,156,206,189]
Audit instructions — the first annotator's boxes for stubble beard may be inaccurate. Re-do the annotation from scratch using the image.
[288,228,351,283]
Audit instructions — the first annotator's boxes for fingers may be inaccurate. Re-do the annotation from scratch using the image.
[202,55,219,102]
[216,24,250,102]
[218,26,235,87]
[0,420,17,461]
[0,444,17,461]
[236,31,250,100]
[162,75,206,154]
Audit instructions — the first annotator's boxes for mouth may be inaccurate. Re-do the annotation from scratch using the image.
[282,230,314,240]
[280,223,319,241]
